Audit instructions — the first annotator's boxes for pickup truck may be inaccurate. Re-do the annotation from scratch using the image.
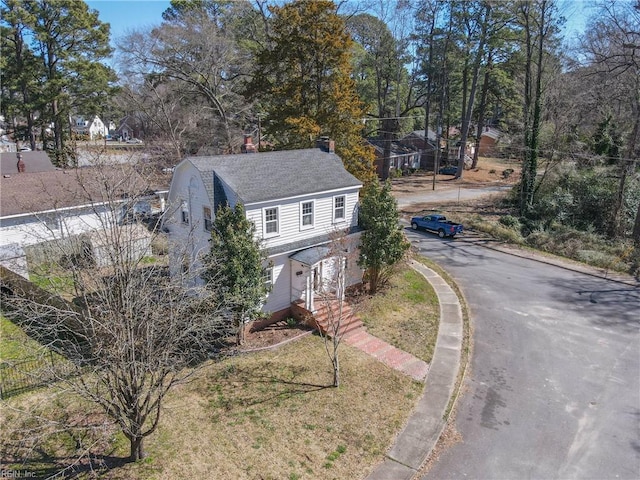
[410,214,463,238]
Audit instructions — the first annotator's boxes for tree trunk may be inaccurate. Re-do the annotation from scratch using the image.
[473,50,493,169]
[525,0,546,216]
[457,2,491,179]
[236,316,245,346]
[128,435,145,462]
[332,349,340,387]
[368,267,379,295]
[52,99,65,167]
[382,116,392,181]
[633,203,640,247]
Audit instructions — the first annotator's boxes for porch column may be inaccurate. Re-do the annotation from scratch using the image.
[339,257,346,302]
[306,272,314,312]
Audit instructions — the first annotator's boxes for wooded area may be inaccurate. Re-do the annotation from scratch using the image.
[2,0,639,269]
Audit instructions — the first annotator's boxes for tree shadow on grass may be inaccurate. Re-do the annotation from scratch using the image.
[2,448,129,479]
[208,363,332,411]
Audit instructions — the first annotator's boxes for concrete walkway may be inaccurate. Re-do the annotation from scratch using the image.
[367,259,464,480]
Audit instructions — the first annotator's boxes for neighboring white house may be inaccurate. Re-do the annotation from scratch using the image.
[0,151,166,277]
[70,115,109,139]
[164,140,364,322]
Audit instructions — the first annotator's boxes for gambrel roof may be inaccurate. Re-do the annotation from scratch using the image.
[186,148,362,205]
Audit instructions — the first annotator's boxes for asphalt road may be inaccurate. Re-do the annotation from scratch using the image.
[409,229,640,480]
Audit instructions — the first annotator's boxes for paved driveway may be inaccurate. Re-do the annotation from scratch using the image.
[408,230,640,480]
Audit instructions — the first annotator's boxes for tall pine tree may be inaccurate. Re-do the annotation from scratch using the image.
[246,0,376,184]
[4,0,117,166]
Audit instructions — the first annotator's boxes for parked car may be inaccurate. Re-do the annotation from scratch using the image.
[19,146,32,152]
[410,214,463,238]
[439,165,457,175]
[126,138,143,144]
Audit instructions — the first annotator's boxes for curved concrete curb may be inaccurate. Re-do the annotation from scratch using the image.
[367,260,463,480]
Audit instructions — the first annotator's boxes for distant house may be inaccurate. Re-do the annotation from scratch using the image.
[114,116,144,141]
[164,138,364,323]
[0,151,165,278]
[367,138,420,178]
[478,126,502,157]
[399,130,437,170]
[70,115,109,140]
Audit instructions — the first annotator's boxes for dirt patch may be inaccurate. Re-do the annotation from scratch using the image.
[391,157,521,198]
[240,319,314,351]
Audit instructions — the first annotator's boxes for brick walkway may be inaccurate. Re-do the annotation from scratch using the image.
[344,329,429,382]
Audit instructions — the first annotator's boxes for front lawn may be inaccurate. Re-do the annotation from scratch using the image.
[357,262,439,363]
[1,263,438,479]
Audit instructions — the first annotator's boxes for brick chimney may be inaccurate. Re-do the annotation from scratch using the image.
[16,152,25,173]
[241,134,257,154]
[316,137,335,153]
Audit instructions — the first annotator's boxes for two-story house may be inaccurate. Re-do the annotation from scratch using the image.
[70,115,109,140]
[164,141,364,323]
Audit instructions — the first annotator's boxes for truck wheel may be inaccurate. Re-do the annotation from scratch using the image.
[438,229,445,238]
[411,222,418,230]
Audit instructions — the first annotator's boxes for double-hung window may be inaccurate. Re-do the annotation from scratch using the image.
[263,267,274,292]
[333,195,346,222]
[300,201,314,229]
[203,206,212,232]
[264,207,279,236]
[181,201,189,224]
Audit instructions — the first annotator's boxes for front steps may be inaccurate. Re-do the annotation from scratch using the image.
[290,298,428,382]
[291,298,364,338]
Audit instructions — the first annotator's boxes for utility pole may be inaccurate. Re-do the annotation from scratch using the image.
[432,122,442,191]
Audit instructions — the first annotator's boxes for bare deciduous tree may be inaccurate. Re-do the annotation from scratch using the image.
[117,1,257,154]
[313,230,362,388]
[1,160,231,465]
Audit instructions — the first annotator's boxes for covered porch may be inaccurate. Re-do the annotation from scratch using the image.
[288,244,364,338]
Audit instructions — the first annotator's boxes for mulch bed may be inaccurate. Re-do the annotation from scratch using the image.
[239,320,315,351]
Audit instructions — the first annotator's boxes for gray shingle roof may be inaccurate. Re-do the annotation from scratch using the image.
[0,151,56,175]
[186,149,362,205]
[0,165,148,217]
[271,225,363,258]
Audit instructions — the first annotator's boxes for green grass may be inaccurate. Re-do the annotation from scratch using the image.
[357,263,439,363]
[0,315,47,361]
[28,264,76,296]
[1,265,434,479]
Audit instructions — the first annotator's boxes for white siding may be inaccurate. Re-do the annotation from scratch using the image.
[245,187,360,249]
[290,259,307,303]
[166,159,363,315]
[0,208,111,249]
[165,162,213,279]
[262,253,291,314]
